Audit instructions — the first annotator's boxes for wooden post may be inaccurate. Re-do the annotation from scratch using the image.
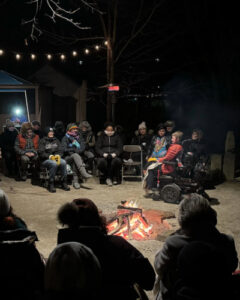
[223,131,235,180]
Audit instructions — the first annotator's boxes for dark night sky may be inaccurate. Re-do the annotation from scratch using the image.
[0,0,240,151]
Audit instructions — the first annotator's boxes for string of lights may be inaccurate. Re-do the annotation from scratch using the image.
[0,41,108,61]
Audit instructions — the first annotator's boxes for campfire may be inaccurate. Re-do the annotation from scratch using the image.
[107,200,175,241]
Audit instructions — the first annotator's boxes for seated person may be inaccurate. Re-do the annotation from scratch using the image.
[45,242,101,300]
[32,120,44,139]
[154,194,238,300]
[0,119,18,177]
[79,121,96,173]
[38,127,70,193]
[14,122,39,181]
[144,131,183,196]
[131,121,152,161]
[0,189,45,298]
[62,123,92,190]
[164,120,176,146]
[54,121,65,142]
[147,123,167,163]
[95,122,123,186]
[57,198,155,300]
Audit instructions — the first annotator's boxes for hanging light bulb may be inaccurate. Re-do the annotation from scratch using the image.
[31,54,36,60]
[60,54,66,60]
[72,51,78,57]
[95,45,100,50]
[84,49,90,54]
[0,49,4,55]
[47,54,52,60]
[104,40,108,46]
[16,54,21,60]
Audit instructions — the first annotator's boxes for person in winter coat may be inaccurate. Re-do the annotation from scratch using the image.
[32,120,44,139]
[62,123,92,189]
[79,121,96,173]
[44,242,102,300]
[154,194,239,300]
[0,189,45,299]
[38,127,70,193]
[164,120,176,146]
[144,131,183,196]
[57,198,155,300]
[147,123,167,162]
[131,121,152,161]
[14,122,39,181]
[54,121,65,142]
[0,119,18,177]
[95,122,123,186]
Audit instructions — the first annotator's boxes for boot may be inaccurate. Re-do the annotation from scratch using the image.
[61,178,70,191]
[48,181,56,193]
[79,166,92,179]
[72,175,80,189]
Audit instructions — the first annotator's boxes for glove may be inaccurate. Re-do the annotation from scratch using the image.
[103,153,108,158]
[111,153,116,158]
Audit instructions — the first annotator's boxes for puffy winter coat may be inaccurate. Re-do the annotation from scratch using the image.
[158,143,183,174]
[14,133,39,155]
[38,137,63,160]
[61,134,85,156]
[95,132,123,157]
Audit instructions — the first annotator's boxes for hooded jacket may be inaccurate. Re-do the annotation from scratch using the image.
[38,136,63,160]
[95,132,123,157]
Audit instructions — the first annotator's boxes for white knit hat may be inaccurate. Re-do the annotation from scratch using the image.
[0,189,10,217]
[138,121,147,130]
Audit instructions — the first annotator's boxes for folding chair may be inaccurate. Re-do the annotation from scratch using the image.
[122,145,143,181]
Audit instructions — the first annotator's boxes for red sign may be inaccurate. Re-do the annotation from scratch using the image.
[108,85,120,92]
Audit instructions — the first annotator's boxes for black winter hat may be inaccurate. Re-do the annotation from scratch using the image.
[32,120,41,127]
[156,123,165,131]
[44,126,54,136]
[103,122,115,130]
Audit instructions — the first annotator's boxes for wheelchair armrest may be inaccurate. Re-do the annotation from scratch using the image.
[163,160,177,166]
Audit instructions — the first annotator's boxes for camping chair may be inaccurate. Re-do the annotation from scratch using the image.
[122,145,143,181]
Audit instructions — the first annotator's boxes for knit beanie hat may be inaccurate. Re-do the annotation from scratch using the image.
[0,189,10,217]
[157,123,165,131]
[138,121,147,130]
[79,121,91,131]
[44,126,54,136]
[67,123,78,132]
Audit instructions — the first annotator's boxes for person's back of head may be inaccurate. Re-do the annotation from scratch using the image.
[57,198,107,234]
[178,194,217,236]
[45,242,101,300]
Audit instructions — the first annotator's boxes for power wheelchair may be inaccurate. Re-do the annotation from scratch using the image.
[149,152,211,204]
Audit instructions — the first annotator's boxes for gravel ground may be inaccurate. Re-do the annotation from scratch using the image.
[1,175,240,299]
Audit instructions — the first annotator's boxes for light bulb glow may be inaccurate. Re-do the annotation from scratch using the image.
[31,54,36,60]
[16,54,21,60]
[84,49,90,54]
[0,49,4,55]
[60,54,66,60]
[95,45,100,50]
[47,54,52,60]
[72,51,78,56]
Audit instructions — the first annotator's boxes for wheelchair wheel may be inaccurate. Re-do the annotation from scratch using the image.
[161,183,181,204]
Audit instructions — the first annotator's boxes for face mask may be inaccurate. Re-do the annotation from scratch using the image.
[105,130,114,136]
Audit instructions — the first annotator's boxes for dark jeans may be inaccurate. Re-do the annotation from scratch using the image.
[146,165,162,189]
[97,157,122,179]
[42,159,67,181]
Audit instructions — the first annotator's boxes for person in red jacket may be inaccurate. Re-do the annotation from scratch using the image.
[144,131,183,196]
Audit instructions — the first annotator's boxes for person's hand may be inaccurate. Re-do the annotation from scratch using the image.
[25,152,32,157]
[142,142,146,147]
[111,153,116,158]
[103,153,108,158]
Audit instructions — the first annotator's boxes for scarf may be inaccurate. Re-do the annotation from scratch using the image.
[66,133,80,149]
